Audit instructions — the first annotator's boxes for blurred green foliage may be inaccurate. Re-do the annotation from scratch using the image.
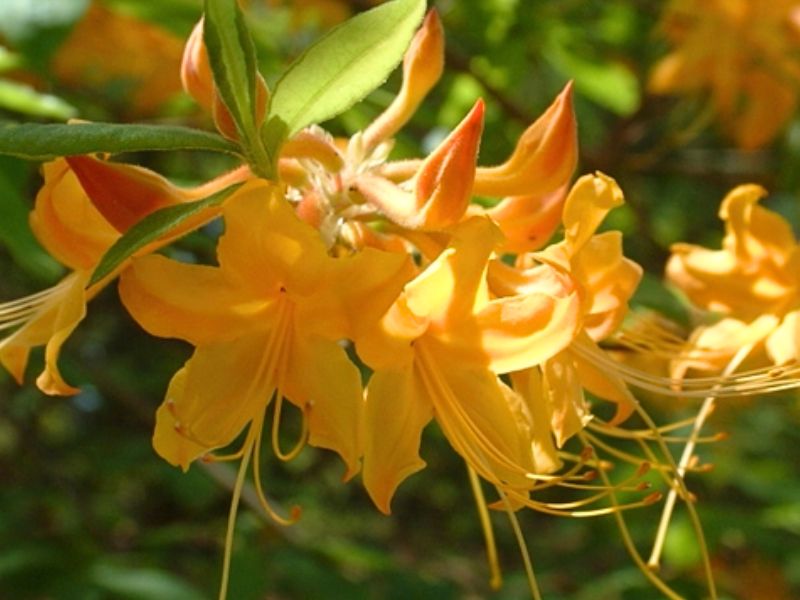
[1,0,799,598]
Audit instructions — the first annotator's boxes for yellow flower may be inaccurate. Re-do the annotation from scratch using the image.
[118,182,413,476]
[667,184,800,370]
[649,0,800,148]
[0,156,248,395]
[354,215,580,513]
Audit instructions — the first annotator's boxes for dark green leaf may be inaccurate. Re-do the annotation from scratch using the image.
[0,122,240,160]
[89,183,242,286]
[265,0,426,149]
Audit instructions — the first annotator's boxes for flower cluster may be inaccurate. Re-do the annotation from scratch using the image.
[2,2,800,599]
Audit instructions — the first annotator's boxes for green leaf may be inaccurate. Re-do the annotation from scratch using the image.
[203,0,271,174]
[0,122,240,160]
[89,183,242,286]
[89,563,205,600]
[265,0,426,148]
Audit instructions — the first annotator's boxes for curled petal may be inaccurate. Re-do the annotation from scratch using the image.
[469,288,581,374]
[561,172,625,255]
[362,367,432,514]
[29,160,119,270]
[474,82,577,198]
[356,100,484,230]
[362,9,444,149]
[152,368,207,471]
[0,272,87,395]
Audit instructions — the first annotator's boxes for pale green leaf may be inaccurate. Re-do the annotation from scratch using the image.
[0,122,240,160]
[89,183,242,286]
[0,79,77,119]
[265,0,426,148]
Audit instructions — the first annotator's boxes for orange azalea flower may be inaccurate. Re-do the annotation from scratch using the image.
[119,183,412,476]
[650,0,800,148]
[667,184,800,372]
[0,157,248,395]
[354,215,581,513]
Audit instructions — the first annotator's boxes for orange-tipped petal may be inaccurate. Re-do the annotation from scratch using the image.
[355,100,484,230]
[66,156,187,232]
[474,82,577,198]
[362,9,445,148]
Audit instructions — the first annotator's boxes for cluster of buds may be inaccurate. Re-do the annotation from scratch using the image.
[2,3,799,599]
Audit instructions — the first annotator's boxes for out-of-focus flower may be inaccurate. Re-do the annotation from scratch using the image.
[649,0,800,148]
[667,184,800,372]
[0,156,248,395]
[52,2,185,117]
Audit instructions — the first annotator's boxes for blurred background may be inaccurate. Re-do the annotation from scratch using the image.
[1,0,799,598]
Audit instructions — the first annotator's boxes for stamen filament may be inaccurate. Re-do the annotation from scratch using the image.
[498,487,542,600]
[648,343,754,571]
[271,392,309,462]
[467,465,502,590]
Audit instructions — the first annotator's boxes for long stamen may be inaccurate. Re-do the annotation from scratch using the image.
[218,416,258,600]
[648,343,754,570]
[467,465,503,590]
[572,338,800,397]
[579,433,686,600]
[252,408,302,526]
[497,487,542,600]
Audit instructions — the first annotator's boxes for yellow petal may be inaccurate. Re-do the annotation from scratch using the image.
[765,310,800,365]
[283,333,365,480]
[155,333,275,467]
[543,352,592,447]
[509,368,562,473]
[362,366,432,514]
[119,255,271,345]
[218,184,331,297]
[569,339,635,425]
[152,367,208,471]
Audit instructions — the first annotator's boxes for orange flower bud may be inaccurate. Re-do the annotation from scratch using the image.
[362,9,445,149]
[355,99,484,230]
[65,156,250,233]
[181,17,269,141]
[474,82,577,198]
[180,19,215,111]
